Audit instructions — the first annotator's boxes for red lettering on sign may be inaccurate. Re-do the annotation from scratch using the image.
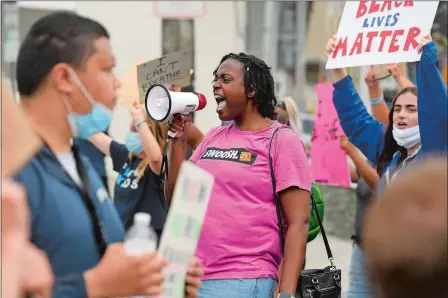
[356,0,414,18]
[368,0,381,14]
[389,29,405,53]
[332,28,421,58]
[356,1,368,18]
[381,1,393,11]
[350,33,364,56]
[378,31,393,52]
[332,37,348,58]
[403,27,421,51]
[365,31,379,52]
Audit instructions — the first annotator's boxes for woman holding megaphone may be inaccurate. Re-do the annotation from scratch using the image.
[325,33,447,297]
[88,100,203,238]
[166,53,311,298]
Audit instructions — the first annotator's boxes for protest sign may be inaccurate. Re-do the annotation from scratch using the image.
[157,161,214,298]
[137,50,193,103]
[1,81,41,177]
[326,1,439,69]
[117,60,146,105]
[310,83,351,188]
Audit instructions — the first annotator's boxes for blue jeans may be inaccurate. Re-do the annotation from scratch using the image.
[198,278,277,298]
[348,243,373,298]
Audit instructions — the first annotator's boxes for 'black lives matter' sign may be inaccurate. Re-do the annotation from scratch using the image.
[137,49,193,103]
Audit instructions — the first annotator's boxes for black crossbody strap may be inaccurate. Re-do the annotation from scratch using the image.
[71,144,108,258]
[41,140,108,258]
[268,127,285,252]
[268,127,335,266]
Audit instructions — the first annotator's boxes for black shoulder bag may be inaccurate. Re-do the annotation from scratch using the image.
[269,127,341,298]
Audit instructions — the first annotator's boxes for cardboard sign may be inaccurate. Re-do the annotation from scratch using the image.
[1,81,41,177]
[157,161,214,298]
[117,60,146,105]
[310,83,351,188]
[326,1,439,69]
[137,50,193,103]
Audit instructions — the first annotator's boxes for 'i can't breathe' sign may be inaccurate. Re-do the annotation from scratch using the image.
[326,1,439,69]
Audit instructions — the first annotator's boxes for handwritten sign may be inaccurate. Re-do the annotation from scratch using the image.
[326,1,439,69]
[116,60,146,105]
[1,80,41,177]
[310,83,351,188]
[137,50,193,103]
[157,161,214,298]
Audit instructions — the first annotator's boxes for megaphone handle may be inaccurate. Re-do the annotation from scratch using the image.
[168,130,177,138]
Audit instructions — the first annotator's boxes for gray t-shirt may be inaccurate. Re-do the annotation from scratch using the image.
[354,177,374,239]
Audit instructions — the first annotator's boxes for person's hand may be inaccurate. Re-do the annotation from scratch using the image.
[364,66,380,89]
[386,63,406,81]
[1,179,29,240]
[129,100,145,123]
[339,135,354,153]
[2,179,30,298]
[325,34,347,81]
[20,243,54,298]
[324,34,337,58]
[185,258,204,298]
[169,85,181,92]
[417,33,432,54]
[167,114,192,140]
[84,243,167,298]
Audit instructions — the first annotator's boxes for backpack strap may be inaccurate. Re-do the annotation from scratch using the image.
[268,127,336,267]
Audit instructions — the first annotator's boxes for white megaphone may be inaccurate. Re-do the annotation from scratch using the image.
[144,84,207,138]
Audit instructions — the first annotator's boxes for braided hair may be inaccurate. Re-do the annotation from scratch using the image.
[213,53,278,119]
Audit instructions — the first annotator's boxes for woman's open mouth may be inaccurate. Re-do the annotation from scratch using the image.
[215,95,227,112]
[397,122,408,129]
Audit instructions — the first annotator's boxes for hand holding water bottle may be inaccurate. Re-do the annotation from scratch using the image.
[84,213,166,298]
[84,243,167,298]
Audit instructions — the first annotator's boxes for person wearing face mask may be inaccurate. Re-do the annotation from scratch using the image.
[87,101,167,238]
[13,11,203,298]
[88,99,205,234]
[325,33,447,298]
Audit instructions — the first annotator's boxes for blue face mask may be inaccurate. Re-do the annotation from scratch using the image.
[125,132,143,154]
[63,68,113,139]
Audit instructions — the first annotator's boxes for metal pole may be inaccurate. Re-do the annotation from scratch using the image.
[358,65,372,114]
[294,1,307,112]
[263,1,278,73]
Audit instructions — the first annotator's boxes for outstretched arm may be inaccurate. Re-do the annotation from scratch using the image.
[416,36,448,153]
[325,35,386,164]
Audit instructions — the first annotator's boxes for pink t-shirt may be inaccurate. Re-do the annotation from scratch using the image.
[190,121,311,281]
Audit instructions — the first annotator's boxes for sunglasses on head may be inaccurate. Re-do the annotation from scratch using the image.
[276,101,286,110]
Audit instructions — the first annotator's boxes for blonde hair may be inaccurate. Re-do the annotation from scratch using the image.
[282,96,303,135]
[129,113,167,179]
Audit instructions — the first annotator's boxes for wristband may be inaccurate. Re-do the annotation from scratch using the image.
[369,94,384,105]
[134,119,146,130]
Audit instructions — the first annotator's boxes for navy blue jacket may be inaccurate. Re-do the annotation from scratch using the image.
[333,41,447,196]
[15,146,124,297]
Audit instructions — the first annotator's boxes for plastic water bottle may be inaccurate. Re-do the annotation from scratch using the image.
[124,213,158,298]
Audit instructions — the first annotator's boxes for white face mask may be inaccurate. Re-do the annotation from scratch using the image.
[392,125,421,149]
[63,68,113,139]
